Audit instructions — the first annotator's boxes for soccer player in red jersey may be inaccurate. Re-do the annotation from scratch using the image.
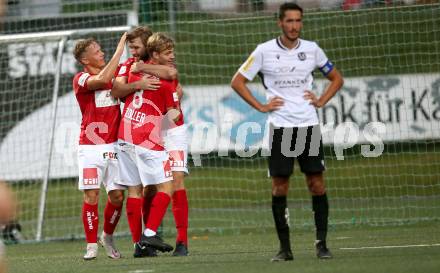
[111,26,180,258]
[112,26,177,98]
[72,34,126,260]
[127,31,189,257]
[115,32,180,254]
[112,28,190,257]
[140,33,190,256]
[72,33,154,260]
[154,51,189,258]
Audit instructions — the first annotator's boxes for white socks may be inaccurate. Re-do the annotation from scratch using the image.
[143,228,156,237]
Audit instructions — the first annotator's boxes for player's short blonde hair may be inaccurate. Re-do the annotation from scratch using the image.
[127,26,153,48]
[73,38,96,64]
[147,33,174,56]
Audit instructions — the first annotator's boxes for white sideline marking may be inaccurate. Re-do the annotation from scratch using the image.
[340,243,440,250]
[128,270,154,273]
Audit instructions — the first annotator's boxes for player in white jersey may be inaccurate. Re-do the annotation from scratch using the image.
[231,3,343,261]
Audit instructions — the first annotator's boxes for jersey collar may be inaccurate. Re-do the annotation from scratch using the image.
[276,37,301,51]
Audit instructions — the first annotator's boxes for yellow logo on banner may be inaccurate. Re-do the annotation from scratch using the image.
[242,55,255,72]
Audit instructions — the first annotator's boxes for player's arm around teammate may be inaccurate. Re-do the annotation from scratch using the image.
[136,32,190,256]
[112,27,182,258]
[117,33,182,254]
[72,33,128,260]
[110,27,184,258]
[111,26,177,100]
[130,60,177,80]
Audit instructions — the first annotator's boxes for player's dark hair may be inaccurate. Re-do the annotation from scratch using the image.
[73,38,97,64]
[127,26,153,48]
[278,2,303,20]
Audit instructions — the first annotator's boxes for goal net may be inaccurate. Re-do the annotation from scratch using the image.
[0,0,439,242]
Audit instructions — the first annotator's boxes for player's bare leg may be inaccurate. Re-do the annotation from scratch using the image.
[171,171,189,256]
[141,181,174,252]
[99,189,124,259]
[82,189,100,260]
[306,172,332,259]
[270,176,293,262]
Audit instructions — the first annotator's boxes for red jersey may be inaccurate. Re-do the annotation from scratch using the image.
[73,72,121,145]
[118,71,176,151]
[118,57,184,126]
[172,79,185,127]
[117,57,135,78]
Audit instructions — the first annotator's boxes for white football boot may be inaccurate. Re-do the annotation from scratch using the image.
[83,243,98,260]
[99,231,121,259]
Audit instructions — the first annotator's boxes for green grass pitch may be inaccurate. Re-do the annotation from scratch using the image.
[6,222,440,273]
[10,146,440,240]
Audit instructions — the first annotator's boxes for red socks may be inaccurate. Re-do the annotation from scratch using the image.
[103,199,122,235]
[172,189,189,246]
[126,197,142,243]
[145,192,171,232]
[82,202,98,243]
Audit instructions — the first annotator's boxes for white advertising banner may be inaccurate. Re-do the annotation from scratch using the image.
[1,73,439,180]
[182,73,440,152]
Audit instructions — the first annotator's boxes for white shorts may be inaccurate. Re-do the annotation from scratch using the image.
[164,125,189,174]
[117,140,173,187]
[77,143,126,193]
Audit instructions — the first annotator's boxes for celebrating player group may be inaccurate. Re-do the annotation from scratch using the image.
[73,26,189,260]
[72,1,343,263]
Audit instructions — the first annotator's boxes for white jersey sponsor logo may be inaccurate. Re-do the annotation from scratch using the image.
[95,90,119,108]
[124,108,147,124]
